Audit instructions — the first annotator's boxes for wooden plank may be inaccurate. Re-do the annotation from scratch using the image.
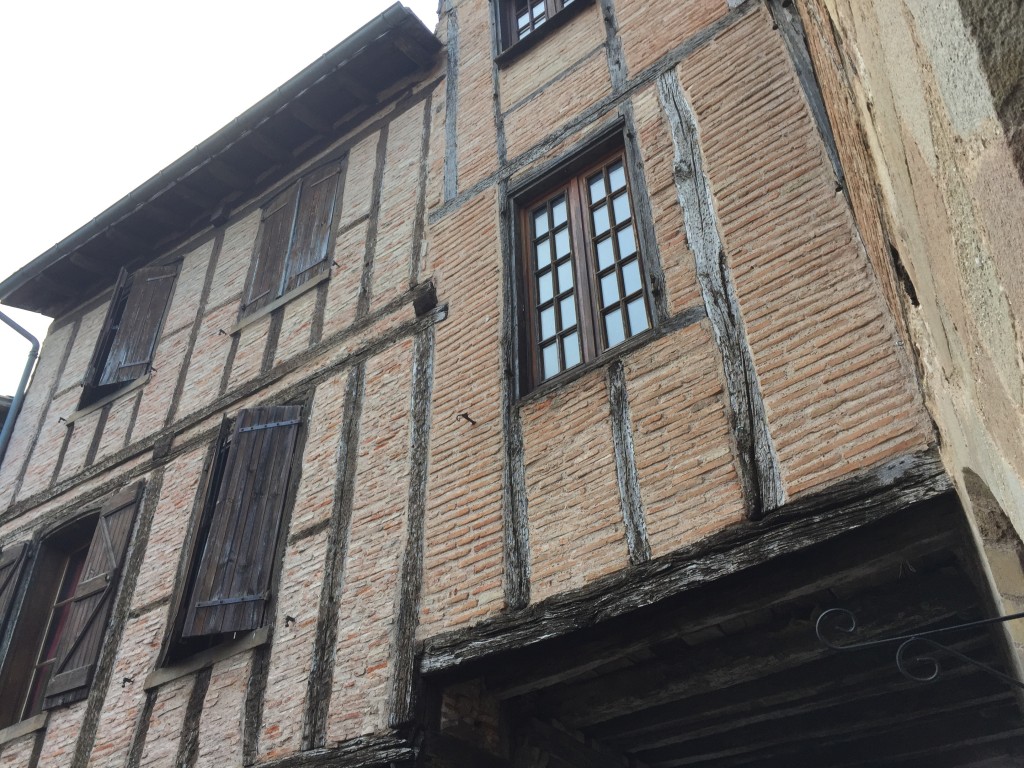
[285,163,341,293]
[99,264,177,385]
[43,483,142,707]
[244,185,299,316]
[182,405,301,637]
[607,360,650,565]
[0,543,29,636]
[538,568,976,728]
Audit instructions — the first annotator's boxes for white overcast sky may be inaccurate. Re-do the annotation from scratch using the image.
[0,0,439,396]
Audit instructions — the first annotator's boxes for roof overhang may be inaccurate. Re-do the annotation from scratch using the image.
[0,3,441,317]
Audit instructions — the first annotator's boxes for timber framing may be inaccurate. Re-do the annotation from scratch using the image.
[419,449,951,674]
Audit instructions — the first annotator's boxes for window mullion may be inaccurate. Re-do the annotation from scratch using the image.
[567,176,598,364]
[277,179,304,300]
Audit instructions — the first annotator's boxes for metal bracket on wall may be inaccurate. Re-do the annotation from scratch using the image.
[816,607,1024,690]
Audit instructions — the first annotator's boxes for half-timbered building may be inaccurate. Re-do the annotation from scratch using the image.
[1,1,1023,766]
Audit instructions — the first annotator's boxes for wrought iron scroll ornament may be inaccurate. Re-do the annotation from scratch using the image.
[816,608,1024,690]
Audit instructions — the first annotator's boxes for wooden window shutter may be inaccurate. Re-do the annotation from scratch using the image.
[84,268,130,389]
[182,405,301,638]
[42,483,143,709]
[98,265,177,386]
[284,164,341,293]
[244,186,300,316]
[0,543,30,641]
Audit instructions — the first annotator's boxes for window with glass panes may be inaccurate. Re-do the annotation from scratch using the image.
[504,0,577,48]
[521,153,651,386]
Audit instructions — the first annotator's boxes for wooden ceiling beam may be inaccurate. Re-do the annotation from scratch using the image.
[206,158,252,189]
[289,102,332,135]
[485,509,963,701]
[538,570,976,729]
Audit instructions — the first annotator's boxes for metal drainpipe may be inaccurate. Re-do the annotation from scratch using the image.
[0,310,41,464]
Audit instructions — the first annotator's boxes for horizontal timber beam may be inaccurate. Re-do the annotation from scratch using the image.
[419,450,952,676]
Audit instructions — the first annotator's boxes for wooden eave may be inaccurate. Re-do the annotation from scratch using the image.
[0,3,441,318]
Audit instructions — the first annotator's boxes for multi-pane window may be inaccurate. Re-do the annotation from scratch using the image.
[501,0,579,50]
[521,152,651,387]
[242,163,341,318]
[0,485,141,728]
[81,264,177,406]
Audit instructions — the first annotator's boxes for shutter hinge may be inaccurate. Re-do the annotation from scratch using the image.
[238,418,301,433]
[195,592,269,608]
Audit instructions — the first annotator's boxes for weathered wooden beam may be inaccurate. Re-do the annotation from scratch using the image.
[484,499,962,700]
[391,35,437,71]
[290,102,332,135]
[419,451,951,675]
[650,696,1020,768]
[538,568,975,728]
[68,252,113,277]
[596,632,992,747]
[103,226,153,254]
[138,202,187,230]
[206,158,252,189]
[244,131,293,163]
[633,658,1008,763]
[335,71,378,106]
[517,718,638,768]
[656,68,783,518]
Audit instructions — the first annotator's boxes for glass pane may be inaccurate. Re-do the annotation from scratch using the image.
[560,296,576,328]
[535,237,552,269]
[519,13,531,31]
[542,343,560,380]
[605,309,625,348]
[612,192,630,224]
[592,204,610,236]
[617,225,636,257]
[557,260,574,292]
[540,306,556,340]
[563,332,581,368]
[608,162,626,192]
[538,271,553,303]
[552,197,567,227]
[533,208,548,237]
[596,236,615,270]
[555,228,571,258]
[589,173,606,203]
[622,258,642,295]
[533,1,545,18]
[627,297,649,335]
[601,272,620,308]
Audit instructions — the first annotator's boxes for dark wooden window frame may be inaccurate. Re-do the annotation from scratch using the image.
[495,0,594,62]
[237,162,343,326]
[78,264,178,410]
[160,403,306,666]
[516,147,654,394]
[0,484,142,728]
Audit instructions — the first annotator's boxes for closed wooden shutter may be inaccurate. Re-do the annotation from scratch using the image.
[42,483,142,708]
[182,406,301,638]
[84,268,130,389]
[98,265,178,386]
[244,186,299,316]
[284,164,341,293]
[0,543,29,640]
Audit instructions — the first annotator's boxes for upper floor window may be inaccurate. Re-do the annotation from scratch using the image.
[497,0,589,56]
[241,163,342,319]
[81,265,177,407]
[0,485,141,728]
[164,405,302,662]
[519,151,652,389]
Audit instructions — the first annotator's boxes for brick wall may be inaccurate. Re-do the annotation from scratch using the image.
[0,1,944,765]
